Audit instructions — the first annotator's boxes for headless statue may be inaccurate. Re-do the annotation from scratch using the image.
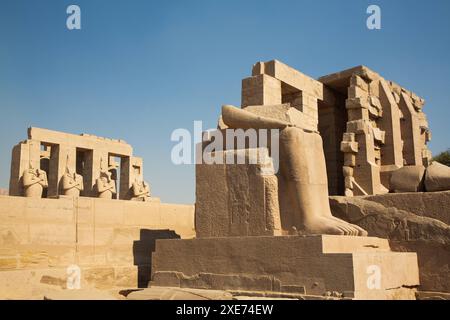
[61,167,84,197]
[22,166,48,198]
[96,170,116,199]
[131,179,151,201]
[222,105,367,236]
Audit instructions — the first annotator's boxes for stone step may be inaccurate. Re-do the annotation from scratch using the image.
[151,235,419,300]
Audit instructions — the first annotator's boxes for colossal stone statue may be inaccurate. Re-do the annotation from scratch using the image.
[22,165,48,198]
[222,105,367,236]
[131,179,151,201]
[61,167,84,197]
[96,169,117,199]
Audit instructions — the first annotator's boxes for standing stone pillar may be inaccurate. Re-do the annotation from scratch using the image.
[378,80,404,188]
[119,156,143,200]
[398,92,422,166]
[47,144,76,197]
[88,149,109,197]
[345,119,381,195]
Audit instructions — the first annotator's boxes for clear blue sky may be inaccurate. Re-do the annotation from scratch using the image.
[1,0,449,204]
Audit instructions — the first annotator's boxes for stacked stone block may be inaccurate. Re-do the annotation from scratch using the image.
[319,66,432,195]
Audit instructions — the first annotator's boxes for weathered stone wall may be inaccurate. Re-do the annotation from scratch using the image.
[363,191,450,225]
[329,192,450,293]
[0,195,195,299]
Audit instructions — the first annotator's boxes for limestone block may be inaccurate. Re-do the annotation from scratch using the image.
[330,195,450,293]
[29,224,76,245]
[344,176,354,189]
[389,81,402,96]
[350,75,369,92]
[348,86,368,100]
[391,239,449,294]
[0,196,27,224]
[253,60,325,101]
[329,196,449,243]
[368,104,382,118]
[378,80,404,168]
[244,103,290,121]
[370,96,382,110]
[126,287,233,300]
[25,197,74,224]
[372,127,385,144]
[0,224,29,246]
[416,291,450,300]
[363,191,450,225]
[151,235,419,300]
[296,92,319,120]
[196,148,281,238]
[44,288,119,300]
[159,204,195,238]
[340,141,358,153]
[425,162,450,192]
[346,97,369,110]
[123,201,161,226]
[344,153,356,167]
[390,166,426,193]
[241,74,282,107]
[244,103,317,131]
[369,80,380,97]
[28,127,133,156]
[347,108,369,121]
[94,199,124,226]
[343,166,354,177]
[105,245,135,265]
[114,266,138,287]
[76,246,106,265]
[343,133,355,142]
[0,265,138,299]
[357,66,380,82]
[418,112,429,128]
[82,267,115,290]
[346,120,369,134]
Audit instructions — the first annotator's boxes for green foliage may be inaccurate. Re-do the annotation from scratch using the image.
[433,149,450,167]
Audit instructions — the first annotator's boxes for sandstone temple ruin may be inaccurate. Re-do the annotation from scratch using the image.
[240,60,432,197]
[1,60,449,300]
[9,127,151,201]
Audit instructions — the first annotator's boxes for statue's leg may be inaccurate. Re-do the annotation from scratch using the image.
[279,127,367,236]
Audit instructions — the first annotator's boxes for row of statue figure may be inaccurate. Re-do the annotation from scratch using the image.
[21,164,151,201]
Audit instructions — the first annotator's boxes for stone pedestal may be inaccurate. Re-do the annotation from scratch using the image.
[150,235,419,300]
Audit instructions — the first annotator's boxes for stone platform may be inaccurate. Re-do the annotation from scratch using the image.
[0,195,195,299]
[151,235,419,300]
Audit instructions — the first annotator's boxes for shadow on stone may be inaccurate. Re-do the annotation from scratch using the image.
[133,229,180,288]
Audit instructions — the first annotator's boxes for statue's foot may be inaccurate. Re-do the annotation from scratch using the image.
[327,216,368,236]
[301,216,367,236]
